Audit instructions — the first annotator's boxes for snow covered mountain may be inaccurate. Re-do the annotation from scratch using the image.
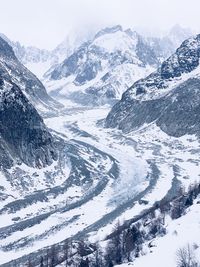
[0,33,54,78]
[1,27,200,267]
[45,25,158,106]
[168,24,194,50]
[0,31,93,79]
[106,33,200,137]
[0,35,128,266]
[146,24,194,61]
[0,36,61,190]
[1,24,191,83]
[0,36,61,115]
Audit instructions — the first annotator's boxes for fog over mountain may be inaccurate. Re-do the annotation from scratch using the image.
[0,1,200,267]
[0,0,200,49]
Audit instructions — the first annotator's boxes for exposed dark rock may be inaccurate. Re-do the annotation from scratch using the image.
[0,36,61,115]
[106,34,200,137]
[0,37,58,169]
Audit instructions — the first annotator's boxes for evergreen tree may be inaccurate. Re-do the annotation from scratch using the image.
[40,256,44,267]
[49,245,57,267]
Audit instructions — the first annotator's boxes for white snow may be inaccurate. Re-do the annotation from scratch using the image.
[0,104,199,265]
[130,59,200,101]
[25,60,53,79]
[115,198,200,267]
[92,31,137,53]
[43,27,156,105]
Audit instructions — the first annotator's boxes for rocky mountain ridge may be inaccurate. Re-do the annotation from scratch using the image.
[0,36,61,115]
[45,25,159,105]
[0,36,59,170]
[106,33,200,137]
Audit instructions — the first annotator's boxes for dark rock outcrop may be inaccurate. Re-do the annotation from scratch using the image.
[46,26,159,105]
[0,37,58,169]
[0,83,58,168]
[106,34,200,137]
[0,36,61,115]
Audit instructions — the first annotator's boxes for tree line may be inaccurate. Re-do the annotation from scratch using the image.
[25,181,200,267]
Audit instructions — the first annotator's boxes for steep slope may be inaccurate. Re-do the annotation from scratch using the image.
[45,25,158,106]
[0,32,93,79]
[0,36,67,199]
[0,81,58,168]
[106,34,200,137]
[0,37,76,235]
[115,196,200,267]
[0,36,59,169]
[0,37,61,115]
[0,33,55,79]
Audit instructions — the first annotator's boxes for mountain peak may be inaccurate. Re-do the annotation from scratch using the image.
[106,32,200,137]
[168,24,194,48]
[169,24,193,36]
[0,36,16,60]
[94,25,123,39]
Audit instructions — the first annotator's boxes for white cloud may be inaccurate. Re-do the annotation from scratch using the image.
[0,0,200,49]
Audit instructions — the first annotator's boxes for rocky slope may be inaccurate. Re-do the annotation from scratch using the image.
[1,31,200,266]
[106,34,200,137]
[45,25,158,105]
[0,82,58,169]
[0,33,54,78]
[0,36,59,168]
[0,35,65,197]
[0,32,92,79]
[0,36,61,115]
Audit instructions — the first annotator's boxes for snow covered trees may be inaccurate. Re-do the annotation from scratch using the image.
[105,220,122,265]
[40,256,44,267]
[23,182,200,267]
[176,244,200,267]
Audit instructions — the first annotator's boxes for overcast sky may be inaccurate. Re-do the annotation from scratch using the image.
[0,0,200,49]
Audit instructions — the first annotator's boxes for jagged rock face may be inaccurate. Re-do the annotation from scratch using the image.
[0,37,58,169]
[161,35,200,79]
[106,34,200,137]
[0,37,16,59]
[94,25,123,39]
[46,26,158,105]
[129,34,200,95]
[0,83,58,169]
[106,78,200,137]
[0,80,58,168]
[0,37,61,115]
[49,26,159,83]
[49,41,102,82]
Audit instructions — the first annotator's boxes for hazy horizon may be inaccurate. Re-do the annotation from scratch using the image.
[1,0,200,49]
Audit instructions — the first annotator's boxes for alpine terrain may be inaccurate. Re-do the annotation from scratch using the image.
[0,12,200,267]
[44,25,159,106]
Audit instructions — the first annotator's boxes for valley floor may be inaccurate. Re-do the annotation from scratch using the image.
[0,104,200,266]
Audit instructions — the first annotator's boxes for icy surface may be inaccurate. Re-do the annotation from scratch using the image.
[0,104,200,265]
